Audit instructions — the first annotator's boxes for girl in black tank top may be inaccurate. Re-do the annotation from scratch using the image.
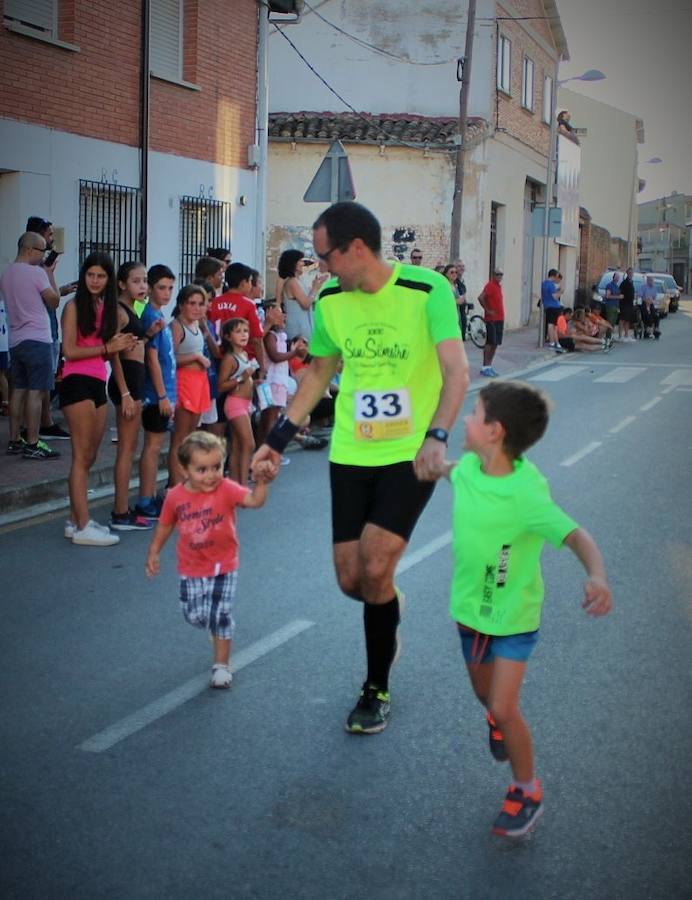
[109,262,155,529]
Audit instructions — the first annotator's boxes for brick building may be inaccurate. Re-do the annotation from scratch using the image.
[266,0,574,326]
[0,0,260,296]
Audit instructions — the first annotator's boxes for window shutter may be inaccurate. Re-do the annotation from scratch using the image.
[4,0,56,35]
[150,0,182,80]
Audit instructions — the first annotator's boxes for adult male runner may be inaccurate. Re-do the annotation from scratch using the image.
[251,201,469,734]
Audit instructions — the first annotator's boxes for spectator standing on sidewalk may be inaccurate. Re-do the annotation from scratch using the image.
[478,269,505,377]
[618,267,636,341]
[1,232,61,459]
[541,268,564,352]
[25,216,77,440]
[135,265,177,519]
[604,273,622,331]
[410,248,423,266]
[108,261,165,531]
[60,252,138,545]
[208,263,265,377]
[0,293,10,416]
[276,250,322,342]
[453,260,468,341]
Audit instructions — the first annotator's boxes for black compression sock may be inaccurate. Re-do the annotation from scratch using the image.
[363,596,400,691]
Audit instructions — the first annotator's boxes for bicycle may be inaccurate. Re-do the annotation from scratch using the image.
[466,305,487,349]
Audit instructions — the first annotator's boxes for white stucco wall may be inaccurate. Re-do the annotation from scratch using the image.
[268,134,553,328]
[558,88,640,243]
[268,0,497,120]
[0,119,258,293]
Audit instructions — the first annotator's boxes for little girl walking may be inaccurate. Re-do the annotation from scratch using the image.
[217,318,258,485]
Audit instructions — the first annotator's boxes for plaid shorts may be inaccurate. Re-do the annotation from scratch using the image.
[179,571,237,639]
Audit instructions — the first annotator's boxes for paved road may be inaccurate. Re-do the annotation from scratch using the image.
[2,306,691,899]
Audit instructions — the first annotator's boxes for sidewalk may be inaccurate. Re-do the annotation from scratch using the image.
[0,317,554,523]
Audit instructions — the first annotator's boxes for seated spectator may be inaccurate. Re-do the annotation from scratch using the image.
[1,232,61,459]
[639,276,661,339]
[570,308,609,352]
[586,304,612,340]
[556,307,575,352]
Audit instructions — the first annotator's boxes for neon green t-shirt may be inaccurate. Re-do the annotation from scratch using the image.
[309,262,461,466]
[449,453,578,635]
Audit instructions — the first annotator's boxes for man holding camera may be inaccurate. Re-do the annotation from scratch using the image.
[25,216,77,439]
[1,232,61,459]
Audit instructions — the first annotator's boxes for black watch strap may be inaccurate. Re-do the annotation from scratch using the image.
[425,427,449,444]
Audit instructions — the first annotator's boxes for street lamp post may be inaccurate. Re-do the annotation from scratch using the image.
[539,68,605,347]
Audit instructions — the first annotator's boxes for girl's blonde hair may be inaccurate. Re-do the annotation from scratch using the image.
[177,430,227,467]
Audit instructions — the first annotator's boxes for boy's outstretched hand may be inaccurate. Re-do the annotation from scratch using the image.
[582,576,612,617]
[145,552,160,578]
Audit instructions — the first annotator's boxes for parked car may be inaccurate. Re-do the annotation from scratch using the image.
[596,271,670,316]
[649,272,681,312]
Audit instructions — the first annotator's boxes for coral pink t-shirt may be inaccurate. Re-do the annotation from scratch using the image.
[159,478,250,577]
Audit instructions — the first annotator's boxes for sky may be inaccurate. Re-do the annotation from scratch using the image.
[556,0,692,203]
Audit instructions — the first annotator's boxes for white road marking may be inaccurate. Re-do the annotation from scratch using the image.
[560,441,602,467]
[528,365,585,382]
[79,619,315,752]
[677,387,692,392]
[609,416,637,434]
[640,397,662,411]
[594,367,647,383]
[398,531,452,574]
[661,385,676,394]
[661,369,692,387]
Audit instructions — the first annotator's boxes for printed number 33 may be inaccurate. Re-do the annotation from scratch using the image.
[359,392,402,419]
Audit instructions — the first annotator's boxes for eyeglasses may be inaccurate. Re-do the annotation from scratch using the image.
[316,242,350,264]
[411,255,423,261]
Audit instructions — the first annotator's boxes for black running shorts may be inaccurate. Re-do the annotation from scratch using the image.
[330,461,436,544]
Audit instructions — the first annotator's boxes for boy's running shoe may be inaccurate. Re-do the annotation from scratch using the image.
[6,438,27,455]
[345,683,391,734]
[23,440,60,460]
[110,509,155,531]
[486,712,508,762]
[492,780,543,838]
[210,664,233,689]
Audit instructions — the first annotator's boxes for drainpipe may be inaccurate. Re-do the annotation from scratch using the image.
[449,0,477,260]
[255,3,269,280]
[139,0,150,261]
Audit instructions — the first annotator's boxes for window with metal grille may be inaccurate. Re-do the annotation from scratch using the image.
[179,196,232,284]
[4,0,56,37]
[78,180,143,269]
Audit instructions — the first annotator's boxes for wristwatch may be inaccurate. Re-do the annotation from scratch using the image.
[424,428,449,445]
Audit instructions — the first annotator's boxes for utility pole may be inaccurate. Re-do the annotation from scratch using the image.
[449,0,477,260]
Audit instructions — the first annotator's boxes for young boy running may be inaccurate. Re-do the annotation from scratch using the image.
[444,381,612,838]
[145,431,269,688]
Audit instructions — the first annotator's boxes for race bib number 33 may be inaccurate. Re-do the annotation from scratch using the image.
[354,388,413,440]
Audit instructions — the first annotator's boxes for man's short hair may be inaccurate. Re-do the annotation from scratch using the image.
[313,201,381,255]
[480,381,550,459]
[18,231,45,252]
[206,247,231,262]
[147,264,175,285]
[26,216,51,235]
[548,268,559,278]
[225,262,254,290]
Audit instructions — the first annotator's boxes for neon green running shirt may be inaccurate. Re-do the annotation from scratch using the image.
[449,454,578,635]
[309,262,461,466]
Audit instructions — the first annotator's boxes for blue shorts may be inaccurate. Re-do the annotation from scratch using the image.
[179,571,237,639]
[457,624,538,664]
[10,339,55,391]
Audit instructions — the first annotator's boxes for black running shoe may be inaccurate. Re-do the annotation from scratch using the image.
[486,712,508,762]
[345,683,391,734]
[492,781,544,838]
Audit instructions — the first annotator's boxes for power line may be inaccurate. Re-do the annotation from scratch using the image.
[271,23,459,151]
